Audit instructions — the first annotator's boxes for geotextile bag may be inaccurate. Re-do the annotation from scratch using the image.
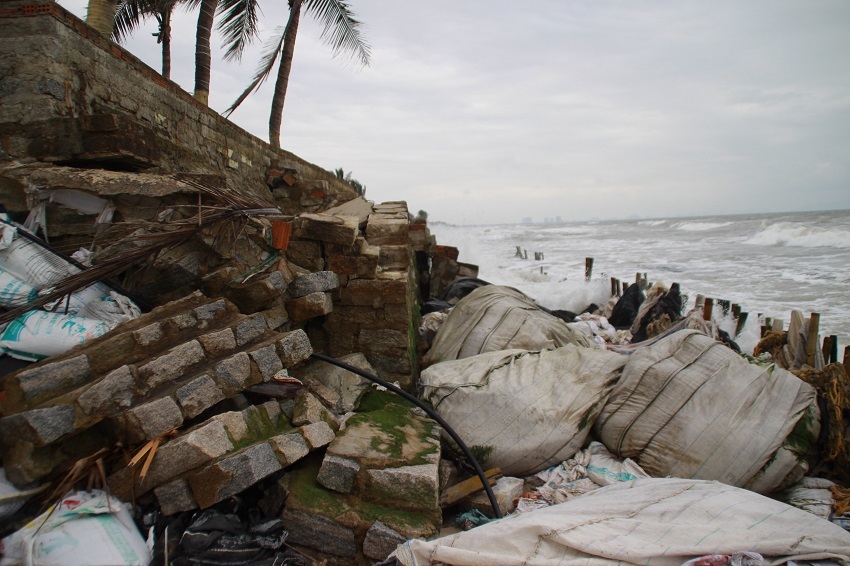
[594,329,820,494]
[422,285,591,367]
[420,345,627,476]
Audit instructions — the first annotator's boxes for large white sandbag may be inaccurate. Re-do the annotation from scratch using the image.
[420,345,626,476]
[391,478,850,566]
[0,311,112,361]
[0,233,74,288]
[594,329,820,494]
[422,285,591,367]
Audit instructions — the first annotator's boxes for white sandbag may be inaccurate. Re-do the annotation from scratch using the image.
[0,234,73,288]
[0,489,151,566]
[420,345,626,476]
[594,329,820,494]
[423,286,592,367]
[0,267,39,308]
[43,284,141,325]
[0,311,112,361]
[391,478,850,566]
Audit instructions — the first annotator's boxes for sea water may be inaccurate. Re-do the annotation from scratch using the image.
[429,209,850,356]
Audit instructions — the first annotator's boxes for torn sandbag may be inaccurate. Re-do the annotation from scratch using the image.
[389,478,850,566]
[594,329,821,494]
[420,345,626,476]
[0,490,151,566]
[422,285,592,367]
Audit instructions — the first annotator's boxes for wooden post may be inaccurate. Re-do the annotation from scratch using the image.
[695,294,705,309]
[610,277,617,297]
[732,304,741,318]
[717,300,730,316]
[515,246,522,258]
[735,312,748,337]
[772,319,784,333]
[703,298,714,321]
[585,258,593,282]
[805,313,820,367]
[822,335,838,364]
[844,346,850,374]
[616,279,622,296]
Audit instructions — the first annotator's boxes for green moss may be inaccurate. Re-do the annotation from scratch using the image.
[784,402,819,456]
[470,444,494,463]
[357,388,414,413]
[286,455,348,517]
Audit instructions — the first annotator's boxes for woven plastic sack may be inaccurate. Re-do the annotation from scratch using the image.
[391,478,850,565]
[420,345,626,476]
[422,286,591,367]
[594,329,820,494]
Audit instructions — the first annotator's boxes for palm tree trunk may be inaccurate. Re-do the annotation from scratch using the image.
[268,0,302,150]
[193,0,218,105]
[86,0,118,38]
[161,12,172,79]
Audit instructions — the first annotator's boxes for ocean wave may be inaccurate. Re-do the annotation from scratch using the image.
[745,222,850,249]
[673,221,734,232]
[638,220,667,226]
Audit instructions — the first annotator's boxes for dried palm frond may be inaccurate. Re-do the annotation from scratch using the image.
[128,429,177,481]
[0,178,281,326]
[43,448,110,508]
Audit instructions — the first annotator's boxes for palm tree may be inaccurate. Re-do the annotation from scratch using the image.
[193,0,219,105]
[222,0,370,149]
[86,0,119,37]
[113,0,191,79]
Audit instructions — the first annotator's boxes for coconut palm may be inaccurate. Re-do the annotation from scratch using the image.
[113,0,192,79]
[193,0,219,105]
[222,0,370,149]
[86,0,119,37]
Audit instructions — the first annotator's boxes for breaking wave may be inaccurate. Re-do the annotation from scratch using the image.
[673,221,734,232]
[745,222,850,249]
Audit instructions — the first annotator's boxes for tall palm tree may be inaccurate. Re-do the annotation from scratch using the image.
[193,0,219,105]
[222,0,370,149]
[86,0,119,37]
[113,0,191,79]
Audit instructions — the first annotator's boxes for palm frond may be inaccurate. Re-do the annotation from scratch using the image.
[304,0,370,67]
[112,0,149,43]
[223,27,286,116]
[217,0,262,61]
[0,178,279,327]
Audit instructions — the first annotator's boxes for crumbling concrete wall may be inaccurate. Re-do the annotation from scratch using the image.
[0,0,354,215]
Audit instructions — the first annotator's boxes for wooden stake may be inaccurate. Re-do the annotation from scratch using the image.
[717,300,730,316]
[440,468,502,507]
[772,319,784,333]
[822,335,838,364]
[805,313,820,367]
[585,258,593,281]
[732,304,741,318]
[844,346,850,374]
[703,298,714,321]
[695,294,705,309]
[735,312,748,337]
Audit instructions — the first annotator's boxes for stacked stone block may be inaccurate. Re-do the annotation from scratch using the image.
[0,292,313,486]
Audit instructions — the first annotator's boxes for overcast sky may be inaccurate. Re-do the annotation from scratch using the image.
[60,0,850,224]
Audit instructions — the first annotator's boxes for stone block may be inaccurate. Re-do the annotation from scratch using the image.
[316,454,359,494]
[10,355,91,404]
[268,433,310,467]
[226,272,286,314]
[305,380,341,412]
[123,396,184,441]
[292,392,338,431]
[214,352,253,390]
[77,365,135,417]
[249,345,283,380]
[212,411,251,444]
[276,330,313,366]
[138,340,205,390]
[194,299,228,321]
[325,252,378,278]
[378,245,411,271]
[342,279,407,308]
[0,405,76,447]
[366,217,408,246]
[155,479,198,516]
[145,420,233,486]
[363,520,408,561]
[285,291,333,322]
[366,464,439,511]
[235,313,268,346]
[176,375,225,418]
[259,302,289,331]
[289,271,340,298]
[285,240,324,272]
[294,213,358,247]
[189,442,282,509]
[300,421,336,449]
[132,323,163,348]
[282,508,356,558]
[359,328,409,350]
[306,352,372,414]
[197,328,237,357]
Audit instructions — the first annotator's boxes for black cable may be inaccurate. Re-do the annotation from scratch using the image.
[309,352,504,519]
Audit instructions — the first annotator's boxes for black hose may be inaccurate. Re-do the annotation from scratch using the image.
[309,352,504,519]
